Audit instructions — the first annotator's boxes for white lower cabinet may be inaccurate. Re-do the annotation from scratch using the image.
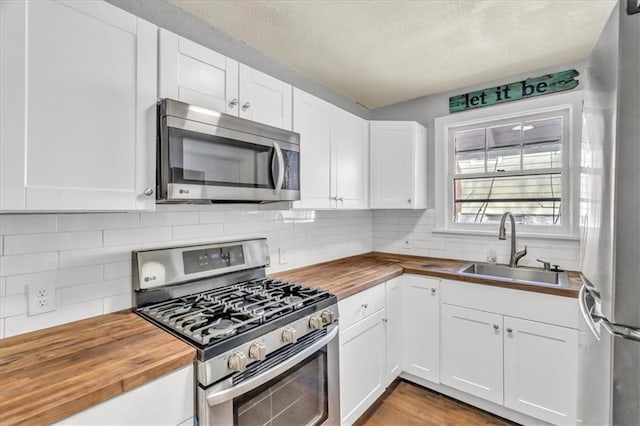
[56,364,194,425]
[384,277,403,386]
[503,316,578,425]
[440,304,504,405]
[402,275,440,384]
[339,304,386,426]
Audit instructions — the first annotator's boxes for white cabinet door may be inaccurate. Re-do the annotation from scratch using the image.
[292,89,333,209]
[340,309,386,426]
[158,29,239,115]
[56,364,194,425]
[440,304,504,405]
[385,277,403,386]
[402,275,440,383]
[369,121,427,209]
[504,316,578,425]
[0,0,157,211]
[239,64,292,130]
[332,108,369,209]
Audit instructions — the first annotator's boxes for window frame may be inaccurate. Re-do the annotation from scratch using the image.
[434,91,582,239]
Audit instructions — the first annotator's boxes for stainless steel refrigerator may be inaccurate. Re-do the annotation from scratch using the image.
[579,1,640,425]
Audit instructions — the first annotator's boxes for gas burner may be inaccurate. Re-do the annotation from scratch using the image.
[207,319,236,338]
[285,296,304,309]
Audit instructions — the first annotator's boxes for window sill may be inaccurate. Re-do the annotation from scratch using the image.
[432,227,580,241]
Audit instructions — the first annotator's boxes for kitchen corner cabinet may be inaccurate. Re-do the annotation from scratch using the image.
[339,284,386,425]
[402,275,440,384]
[384,277,403,386]
[293,89,369,210]
[369,121,427,209]
[0,0,157,211]
[55,364,194,425]
[159,29,292,130]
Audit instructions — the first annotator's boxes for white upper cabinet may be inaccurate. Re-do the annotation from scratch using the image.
[158,28,238,115]
[370,121,427,209]
[0,0,157,211]
[332,107,369,209]
[159,31,292,130]
[292,89,369,209]
[0,1,157,211]
[238,64,292,130]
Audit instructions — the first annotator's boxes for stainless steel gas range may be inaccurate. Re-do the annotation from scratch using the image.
[132,238,339,426]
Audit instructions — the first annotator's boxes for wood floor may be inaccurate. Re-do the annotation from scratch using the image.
[355,380,517,426]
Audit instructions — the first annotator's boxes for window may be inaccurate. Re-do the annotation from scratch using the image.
[434,93,580,237]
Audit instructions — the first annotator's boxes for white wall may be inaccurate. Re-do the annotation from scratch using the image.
[373,209,580,271]
[0,204,372,338]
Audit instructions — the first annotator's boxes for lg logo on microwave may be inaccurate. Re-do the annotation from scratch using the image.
[179,188,190,194]
[144,275,157,283]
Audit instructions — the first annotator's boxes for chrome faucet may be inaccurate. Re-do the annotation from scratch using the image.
[498,212,527,267]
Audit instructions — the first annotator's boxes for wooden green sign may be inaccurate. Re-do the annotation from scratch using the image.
[449,69,579,113]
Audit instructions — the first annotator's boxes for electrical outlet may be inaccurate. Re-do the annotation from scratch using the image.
[28,282,56,315]
[403,239,412,249]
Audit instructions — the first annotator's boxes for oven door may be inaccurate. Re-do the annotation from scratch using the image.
[159,115,300,202]
[198,326,339,426]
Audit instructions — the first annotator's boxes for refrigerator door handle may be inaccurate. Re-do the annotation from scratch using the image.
[579,282,602,340]
[600,319,640,342]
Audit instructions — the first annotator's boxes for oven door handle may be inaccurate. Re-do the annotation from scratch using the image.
[272,141,285,195]
[206,326,338,406]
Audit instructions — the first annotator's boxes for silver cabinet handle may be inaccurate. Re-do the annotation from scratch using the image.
[382,318,388,324]
[407,198,412,203]
[228,98,239,108]
[144,188,154,196]
[242,102,251,111]
[431,288,436,295]
[361,303,368,309]
[272,141,284,195]
[506,327,513,333]
[338,197,344,201]
[493,324,499,330]
[330,196,337,200]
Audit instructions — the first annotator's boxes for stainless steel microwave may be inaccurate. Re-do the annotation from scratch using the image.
[157,99,300,203]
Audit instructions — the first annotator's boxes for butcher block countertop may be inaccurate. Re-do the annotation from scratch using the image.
[0,252,579,426]
[273,252,581,299]
[0,311,196,426]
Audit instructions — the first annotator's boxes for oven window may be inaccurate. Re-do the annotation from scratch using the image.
[169,128,274,188]
[234,351,328,426]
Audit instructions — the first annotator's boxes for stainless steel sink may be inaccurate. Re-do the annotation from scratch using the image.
[457,262,569,287]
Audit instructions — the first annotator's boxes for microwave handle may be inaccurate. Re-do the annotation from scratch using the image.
[272,141,284,194]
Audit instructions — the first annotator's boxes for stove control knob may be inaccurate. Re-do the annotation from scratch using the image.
[249,342,267,361]
[282,327,297,344]
[309,316,323,330]
[228,352,247,372]
[321,310,334,325]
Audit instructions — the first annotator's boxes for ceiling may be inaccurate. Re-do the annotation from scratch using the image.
[168,0,616,109]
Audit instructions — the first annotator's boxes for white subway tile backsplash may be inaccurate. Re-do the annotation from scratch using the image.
[103,227,172,247]
[0,277,5,298]
[3,300,103,338]
[59,245,138,268]
[4,265,103,296]
[173,223,224,240]
[103,292,132,313]
[140,212,199,227]
[0,214,57,235]
[3,231,102,255]
[104,261,132,280]
[60,278,131,306]
[0,252,58,277]
[0,294,28,318]
[57,213,140,231]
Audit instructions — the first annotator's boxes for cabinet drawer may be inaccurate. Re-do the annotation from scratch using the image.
[339,283,386,330]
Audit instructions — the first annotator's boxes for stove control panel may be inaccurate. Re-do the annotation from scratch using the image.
[183,244,245,274]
